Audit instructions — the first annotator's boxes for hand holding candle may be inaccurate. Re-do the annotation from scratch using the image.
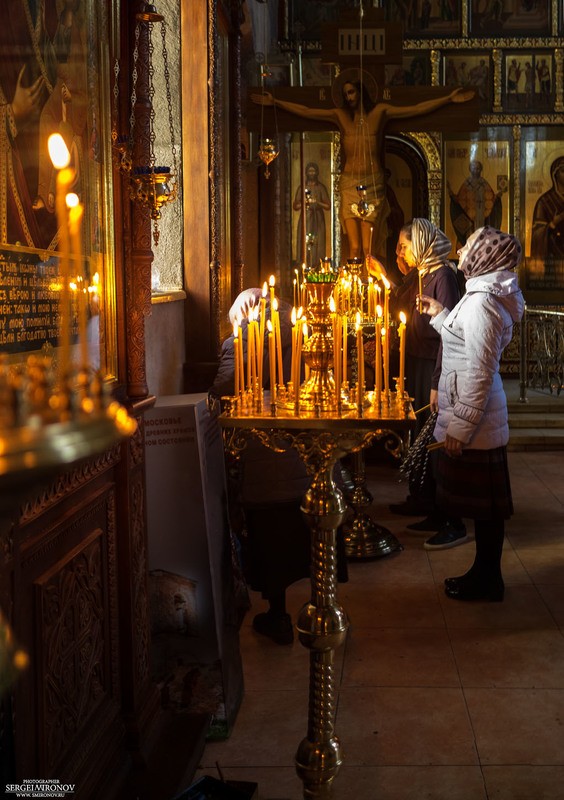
[417,268,428,312]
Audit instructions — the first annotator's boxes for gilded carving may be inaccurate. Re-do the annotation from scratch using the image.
[512,125,522,241]
[492,48,502,113]
[19,448,121,524]
[555,48,564,112]
[402,132,442,228]
[430,50,440,86]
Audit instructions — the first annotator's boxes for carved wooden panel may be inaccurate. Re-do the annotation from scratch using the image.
[14,479,125,789]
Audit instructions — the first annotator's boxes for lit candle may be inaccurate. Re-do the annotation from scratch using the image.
[233,322,241,396]
[334,310,341,402]
[367,277,374,318]
[247,310,255,392]
[381,326,388,395]
[49,133,73,376]
[356,311,364,409]
[258,282,267,391]
[302,318,310,381]
[342,313,348,385]
[375,305,383,402]
[382,276,390,395]
[294,321,303,410]
[330,296,337,375]
[238,319,245,396]
[252,306,260,393]
[267,319,276,403]
[398,311,407,398]
[293,277,297,309]
[272,298,284,388]
[291,306,298,389]
[269,274,276,306]
[67,196,87,368]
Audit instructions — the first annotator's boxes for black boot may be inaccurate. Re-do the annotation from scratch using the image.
[445,519,505,602]
[253,591,294,644]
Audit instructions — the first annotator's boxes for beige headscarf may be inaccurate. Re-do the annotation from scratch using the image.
[458,227,522,278]
[410,218,453,272]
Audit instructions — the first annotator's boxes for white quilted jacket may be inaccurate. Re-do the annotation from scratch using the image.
[430,270,525,449]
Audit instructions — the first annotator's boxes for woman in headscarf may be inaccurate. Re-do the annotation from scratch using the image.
[383,219,463,527]
[420,227,525,601]
[211,289,348,644]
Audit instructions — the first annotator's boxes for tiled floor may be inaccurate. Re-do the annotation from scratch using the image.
[195,449,564,799]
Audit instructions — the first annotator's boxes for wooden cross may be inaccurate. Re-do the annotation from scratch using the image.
[247,9,482,134]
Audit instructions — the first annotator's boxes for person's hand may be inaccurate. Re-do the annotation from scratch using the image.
[366,254,386,280]
[11,65,44,126]
[449,88,475,103]
[418,294,444,318]
[445,432,463,457]
[430,389,439,413]
[251,91,274,106]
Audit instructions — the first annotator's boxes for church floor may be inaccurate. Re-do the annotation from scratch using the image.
[194,450,564,800]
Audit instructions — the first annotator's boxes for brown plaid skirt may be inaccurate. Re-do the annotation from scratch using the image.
[435,446,513,521]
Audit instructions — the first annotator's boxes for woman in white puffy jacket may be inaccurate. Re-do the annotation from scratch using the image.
[420,226,525,602]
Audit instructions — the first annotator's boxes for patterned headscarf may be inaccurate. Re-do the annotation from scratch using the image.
[410,218,452,271]
[458,226,522,278]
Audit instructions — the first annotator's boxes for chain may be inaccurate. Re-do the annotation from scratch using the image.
[129,22,140,146]
[111,58,120,143]
[148,25,156,167]
[161,20,178,177]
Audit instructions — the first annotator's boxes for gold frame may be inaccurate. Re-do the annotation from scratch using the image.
[442,134,511,258]
[521,131,564,300]
[290,133,335,271]
[0,0,118,380]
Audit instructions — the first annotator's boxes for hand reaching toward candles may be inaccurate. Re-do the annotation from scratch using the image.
[418,294,444,318]
[366,254,386,281]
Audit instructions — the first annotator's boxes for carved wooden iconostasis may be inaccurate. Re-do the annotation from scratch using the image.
[245,0,564,318]
[0,0,183,795]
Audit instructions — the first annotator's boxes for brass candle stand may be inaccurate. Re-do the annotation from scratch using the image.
[220,408,414,800]
[219,267,414,797]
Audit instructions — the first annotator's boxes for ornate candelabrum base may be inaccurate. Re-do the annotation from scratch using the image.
[296,460,347,798]
[220,404,415,799]
[343,441,405,561]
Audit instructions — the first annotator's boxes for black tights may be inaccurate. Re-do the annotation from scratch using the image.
[266,591,287,617]
[463,518,505,583]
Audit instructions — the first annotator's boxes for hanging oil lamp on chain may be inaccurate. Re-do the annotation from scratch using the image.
[257,138,280,178]
[112,2,178,245]
[257,17,279,178]
[351,184,375,219]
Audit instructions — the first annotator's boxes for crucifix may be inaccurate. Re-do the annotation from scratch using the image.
[248,9,482,264]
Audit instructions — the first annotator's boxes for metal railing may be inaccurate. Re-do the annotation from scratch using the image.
[519,306,564,402]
